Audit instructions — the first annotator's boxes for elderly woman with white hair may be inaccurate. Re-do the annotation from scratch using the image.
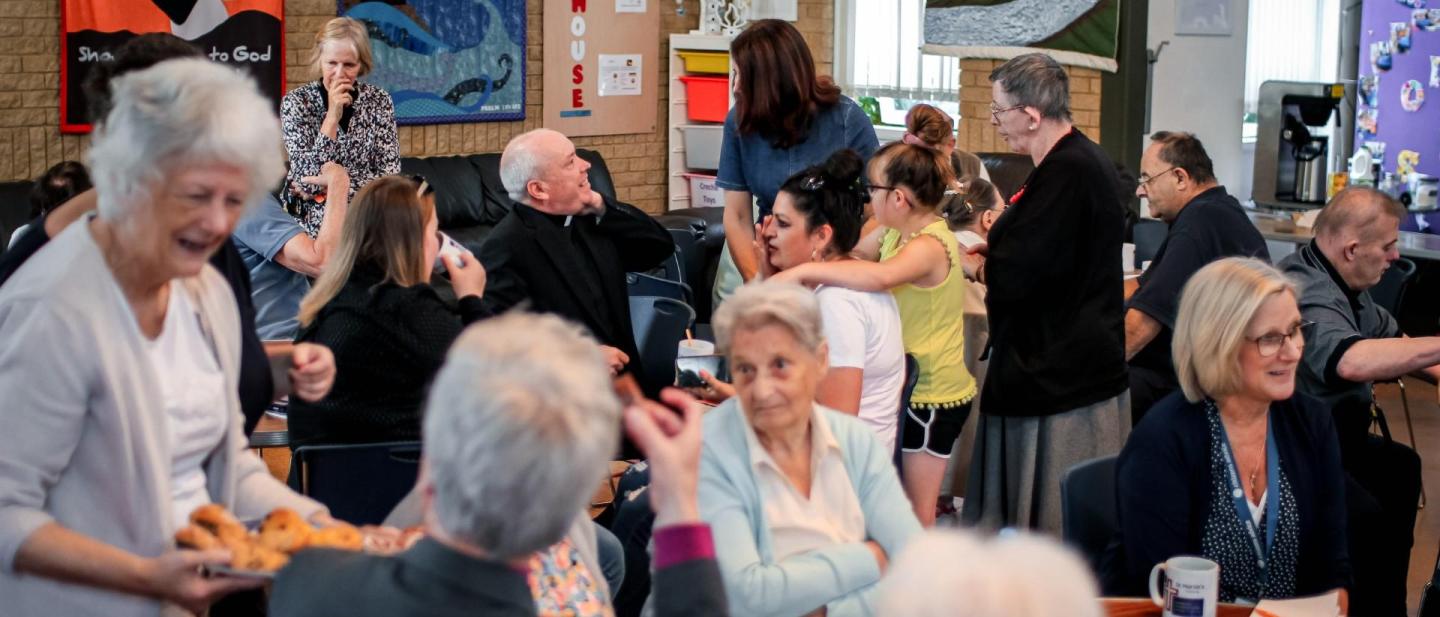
[877,529,1101,617]
[1106,258,1350,609]
[700,281,920,617]
[0,59,333,615]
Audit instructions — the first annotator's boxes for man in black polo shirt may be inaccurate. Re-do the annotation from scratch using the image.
[1279,188,1432,616]
[1125,131,1269,421]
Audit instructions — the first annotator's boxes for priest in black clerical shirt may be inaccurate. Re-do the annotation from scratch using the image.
[480,128,675,393]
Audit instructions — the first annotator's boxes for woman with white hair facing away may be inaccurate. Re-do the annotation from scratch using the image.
[281,16,400,236]
[700,281,921,617]
[877,529,1101,617]
[0,59,331,616]
[1105,258,1351,610]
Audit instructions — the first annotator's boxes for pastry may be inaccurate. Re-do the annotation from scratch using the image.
[257,508,313,553]
[307,523,364,551]
[189,503,247,544]
[174,525,221,551]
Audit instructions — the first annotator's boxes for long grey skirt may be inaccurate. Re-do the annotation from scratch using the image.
[959,390,1131,535]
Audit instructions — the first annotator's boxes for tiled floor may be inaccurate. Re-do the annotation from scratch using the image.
[1376,377,1439,617]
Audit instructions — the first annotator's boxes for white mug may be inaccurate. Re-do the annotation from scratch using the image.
[1122,242,1136,272]
[677,339,715,358]
[1149,556,1219,617]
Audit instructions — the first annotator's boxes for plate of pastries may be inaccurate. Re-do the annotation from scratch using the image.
[175,504,364,578]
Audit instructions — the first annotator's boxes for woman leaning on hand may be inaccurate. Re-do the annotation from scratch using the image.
[961,52,1130,533]
[0,59,330,616]
[699,281,920,617]
[1105,258,1350,611]
[281,16,400,237]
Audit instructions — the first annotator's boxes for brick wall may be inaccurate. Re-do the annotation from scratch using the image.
[956,58,1102,155]
[0,0,833,214]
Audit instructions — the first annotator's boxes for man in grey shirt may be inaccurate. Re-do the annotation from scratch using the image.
[1278,187,1433,616]
[233,163,349,340]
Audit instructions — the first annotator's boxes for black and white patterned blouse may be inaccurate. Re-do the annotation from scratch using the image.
[1200,404,1300,603]
[280,80,401,236]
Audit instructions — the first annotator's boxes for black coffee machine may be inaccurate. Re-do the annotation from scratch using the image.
[1252,81,1345,209]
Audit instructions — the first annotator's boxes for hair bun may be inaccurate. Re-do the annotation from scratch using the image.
[820,149,865,200]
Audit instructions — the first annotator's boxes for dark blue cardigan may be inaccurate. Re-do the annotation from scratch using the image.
[1101,391,1352,597]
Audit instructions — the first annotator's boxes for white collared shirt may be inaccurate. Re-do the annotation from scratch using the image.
[742,405,866,561]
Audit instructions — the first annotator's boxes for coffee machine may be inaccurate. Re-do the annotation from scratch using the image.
[1252,81,1346,210]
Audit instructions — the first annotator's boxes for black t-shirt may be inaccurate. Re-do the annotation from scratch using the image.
[1128,186,1271,375]
[0,214,274,435]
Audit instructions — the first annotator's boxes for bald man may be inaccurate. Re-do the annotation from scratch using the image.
[479,128,675,394]
[1278,187,1428,617]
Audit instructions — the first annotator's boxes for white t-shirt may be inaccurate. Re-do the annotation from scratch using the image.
[145,286,229,529]
[815,285,906,452]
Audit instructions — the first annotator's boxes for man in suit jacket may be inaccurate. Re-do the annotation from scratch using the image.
[480,128,675,391]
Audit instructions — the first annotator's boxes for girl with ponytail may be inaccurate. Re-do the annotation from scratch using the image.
[772,142,978,527]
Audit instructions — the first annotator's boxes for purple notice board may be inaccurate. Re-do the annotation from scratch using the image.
[1358,0,1440,232]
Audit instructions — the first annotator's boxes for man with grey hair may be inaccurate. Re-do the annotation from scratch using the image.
[479,128,674,395]
[269,312,728,616]
[1278,187,1427,616]
[271,313,619,615]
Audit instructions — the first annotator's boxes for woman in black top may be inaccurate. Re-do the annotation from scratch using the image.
[289,176,488,447]
[961,53,1129,533]
[1106,258,1350,610]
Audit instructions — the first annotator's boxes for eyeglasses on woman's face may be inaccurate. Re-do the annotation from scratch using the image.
[989,103,1026,120]
[1248,320,1314,357]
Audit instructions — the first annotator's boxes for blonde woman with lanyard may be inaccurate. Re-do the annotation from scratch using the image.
[1108,258,1350,611]
[772,142,976,527]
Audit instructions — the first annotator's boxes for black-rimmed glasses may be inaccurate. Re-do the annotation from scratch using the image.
[1249,320,1314,357]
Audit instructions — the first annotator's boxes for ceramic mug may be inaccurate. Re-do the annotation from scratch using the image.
[1149,556,1219,617]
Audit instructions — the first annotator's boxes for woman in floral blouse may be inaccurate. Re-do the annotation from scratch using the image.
[281,16,400,236]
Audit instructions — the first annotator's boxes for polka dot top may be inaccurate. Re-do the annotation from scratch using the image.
[1200,403,1300,603]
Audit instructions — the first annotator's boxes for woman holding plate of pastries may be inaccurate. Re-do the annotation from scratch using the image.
[0,58,359,616]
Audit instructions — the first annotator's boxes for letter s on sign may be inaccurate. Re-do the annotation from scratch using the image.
[572,64,584,85]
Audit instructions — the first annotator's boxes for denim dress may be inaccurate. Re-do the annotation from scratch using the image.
[714,95,879,218]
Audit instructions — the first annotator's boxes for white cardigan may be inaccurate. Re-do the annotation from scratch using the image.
[0,222,325,616]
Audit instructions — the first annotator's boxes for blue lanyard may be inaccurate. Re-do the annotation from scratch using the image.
[1218,411,1280,595]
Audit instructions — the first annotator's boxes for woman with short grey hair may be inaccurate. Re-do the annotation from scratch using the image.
[701,280,919,617]
[0,58,331,616]
[962,52,1131,533]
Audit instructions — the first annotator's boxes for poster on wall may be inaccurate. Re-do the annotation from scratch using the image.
[542,0,658,137]
[338,0,525,125]
[921,0,1121,72]
[60,0,284,133]
[1359,0,1440,233]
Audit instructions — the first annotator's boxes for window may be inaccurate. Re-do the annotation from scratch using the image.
[835,0,962,131]
[1241,0,1341,141]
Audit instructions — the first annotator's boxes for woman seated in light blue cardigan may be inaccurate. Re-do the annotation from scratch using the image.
[700,281,921,617]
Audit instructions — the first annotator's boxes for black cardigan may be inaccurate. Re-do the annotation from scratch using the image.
[287,266,485,448]
[981,129,1128,417]
[1102,392,1352,598]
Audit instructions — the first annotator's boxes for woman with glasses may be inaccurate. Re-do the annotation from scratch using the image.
[961,52,1130,534]
[1104,258,1350,611]
[287,175,488,448]
[771,142,976,528]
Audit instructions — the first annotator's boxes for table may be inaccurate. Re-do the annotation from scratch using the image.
[1102,598,1253,617]
[1248,212,1440,261]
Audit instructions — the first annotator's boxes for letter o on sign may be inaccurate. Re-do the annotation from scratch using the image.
[571,16,586,36]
